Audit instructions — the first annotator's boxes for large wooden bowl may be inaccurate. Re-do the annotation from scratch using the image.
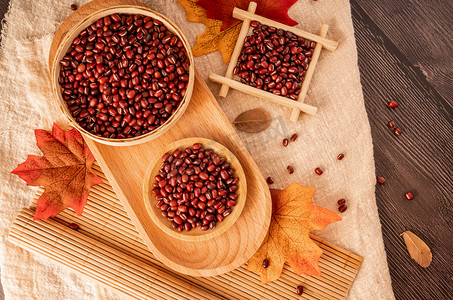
[143,138,247,241]
[49,1,195,146]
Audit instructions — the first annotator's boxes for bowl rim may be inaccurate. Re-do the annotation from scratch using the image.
[143,137,248,242]
[50,5,195,146]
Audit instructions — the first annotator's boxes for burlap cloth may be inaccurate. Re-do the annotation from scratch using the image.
[0,0,394,299]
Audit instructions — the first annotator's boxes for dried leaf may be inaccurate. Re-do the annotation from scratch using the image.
[178,0,241,63]
[401,231,432,268]
[248,183,342,283]
[233,109,271,133]
[11,123,103,220]
[178,0,298,63]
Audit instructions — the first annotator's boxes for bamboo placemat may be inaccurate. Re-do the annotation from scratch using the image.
[8,164,362,300]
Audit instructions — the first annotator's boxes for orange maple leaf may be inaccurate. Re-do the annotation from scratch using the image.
[11,123,103,220]
[247,183,342,283]
[178,0,241,63]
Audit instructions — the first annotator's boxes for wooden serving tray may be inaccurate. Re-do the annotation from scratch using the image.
[84,72,273,276]
[48,0,271,276]
[8,170,363,299]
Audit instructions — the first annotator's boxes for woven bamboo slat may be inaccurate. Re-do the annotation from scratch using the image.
[8,170,362,299]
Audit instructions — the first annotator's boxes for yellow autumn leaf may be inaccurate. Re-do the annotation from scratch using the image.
[247,183,342,284]
[178,0,241,63]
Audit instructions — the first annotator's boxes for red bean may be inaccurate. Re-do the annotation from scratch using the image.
[376,176,386,184]
[296,285,304,295]
[153,144,239,232]
[338,204,347,213]
[68,223,79,230]
[337,153,344,160]
[223,208,231,217]
[394,128,402,135]
[337,199,346,205]
[70,4,77,10]
[235,21,311,100]
[217,214,224,222]
[388,101,399,108]
[290,133,298,142]
[59,13,190,139]
[315,167,323,175]
[282,138,289,147]
[220,170,229,180]
[262,259,269,268]
[405,192,414,200]
[266,176,274,184]
[287,165,294,174]
[388,121,395,128]
[227,200,237,207]
[174,215,183,225]
[98,113,108,121]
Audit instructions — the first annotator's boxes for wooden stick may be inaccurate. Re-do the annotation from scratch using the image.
[10,226,178,299]
[9,235,155,299]
[16,174,362,299]
[59,208,355,295]
[10,207,359,300]
[235,268,343,300]
[320,251,361,274]
[56,210,144,247]
[233,263,348,298]
[19,208,149,260]
[277,266,350,296]
[209,73,318,115]
[218,272,295,299]
[311,234,363,264]
[233,8,338,51]
[31,187,359,280]
[219,1,257,98]
[271,268,349,297]
[290,24,329,122]
[33,206,354,296]
[11,214,218,300]
[172,275,245,300]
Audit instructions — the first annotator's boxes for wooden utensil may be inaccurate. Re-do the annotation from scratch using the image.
[49,0,195,146]
[143,137,247,242]
[81,70,272,277]
[48,0,272,277]
[209,2,339,121]
[9,179,363,299]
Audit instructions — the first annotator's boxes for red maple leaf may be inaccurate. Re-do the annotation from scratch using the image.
[196,0,298,32]
[11,123,102,220]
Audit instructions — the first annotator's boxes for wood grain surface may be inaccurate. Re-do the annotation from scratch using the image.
[142,137,248,242]
[85,71,273,277]
[0,0,451,299]
[351,0,452,299]
[9,179,363,300]
[48,0,271,277]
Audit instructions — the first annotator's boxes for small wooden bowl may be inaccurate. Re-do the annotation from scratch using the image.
[143,137,247,242]
[49,0,195,146]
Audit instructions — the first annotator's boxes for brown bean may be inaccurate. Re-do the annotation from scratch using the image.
[153,144,239,232]
[59,13,190,139]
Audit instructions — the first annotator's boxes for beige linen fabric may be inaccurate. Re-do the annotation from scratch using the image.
[0,0,394,299]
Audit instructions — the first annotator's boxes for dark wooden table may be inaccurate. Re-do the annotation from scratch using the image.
[0,1,451,299]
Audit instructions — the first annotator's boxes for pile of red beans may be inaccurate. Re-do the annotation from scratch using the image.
[59,14,190,139]
[234,20,315,100]
[152,143,239,232]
